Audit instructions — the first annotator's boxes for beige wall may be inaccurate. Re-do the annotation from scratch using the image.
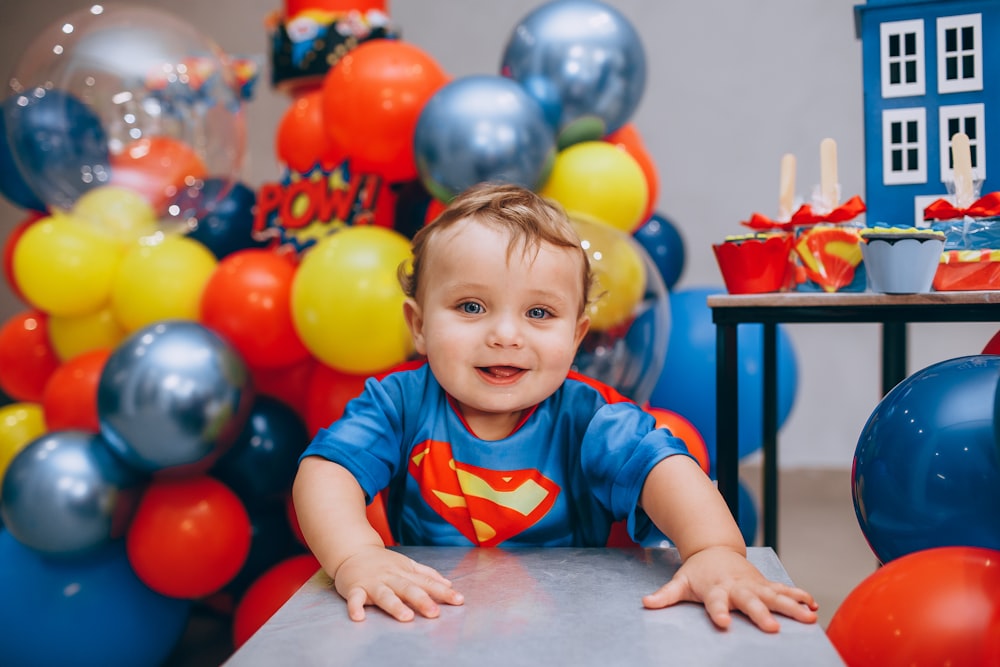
[0,0,994,467]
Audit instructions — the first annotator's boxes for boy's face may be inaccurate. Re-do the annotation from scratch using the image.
[403,218,590,438]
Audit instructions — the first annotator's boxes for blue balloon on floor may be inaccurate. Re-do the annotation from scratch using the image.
[2,90,109,210]
[853,355,1000,564]
[649,286,798,470]
[632,212,685,291]
[0,531,190,667]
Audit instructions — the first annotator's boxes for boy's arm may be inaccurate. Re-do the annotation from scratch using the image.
[638,455,818,632]
[292,456,464,621]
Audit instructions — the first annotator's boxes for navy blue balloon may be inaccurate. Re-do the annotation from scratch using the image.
[853,355,1000,564]
[0,532,190,667]
[179,178,269,259]
[649,286,798,468]
[501,0,647,138]
[632,212,686,291]
[223,504,305,599]
[212,395,310,507]
[3,90,109,210]
[414,74,557,201]
[0,106,46,211]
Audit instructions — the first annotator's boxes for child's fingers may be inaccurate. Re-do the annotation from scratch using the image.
[641,577,691,609]
[345,586,370,622]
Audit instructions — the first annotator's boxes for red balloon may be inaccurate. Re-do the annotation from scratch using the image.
[110,136,208,211]
[232,554,321,648]
[827,546,1000,666]
[425,197,447,226]
[276,88,346,174]
[646,407,710,475]
[126,476,252,599]
[252,356,317,423]
[321,39,449,183]
[2,212,44,302]
[41,348,111,432]
[0,310,60,402]
[983,328,1000,354]
[605,123,659,225]
[304,363,371,436]
[285,0,386,15]
[200,249,311,369]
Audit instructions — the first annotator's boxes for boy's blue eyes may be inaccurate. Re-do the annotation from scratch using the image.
[527,307,548,319]
[457,303,551,319]
[460,302,483,314]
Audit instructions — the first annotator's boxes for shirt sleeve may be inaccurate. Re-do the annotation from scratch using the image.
[298,376,407,503]
[579,401,696,541]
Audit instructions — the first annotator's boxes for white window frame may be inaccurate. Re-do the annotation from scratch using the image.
[880,19,925,98]
[937,13,983,94]
[913,194,947,228]
[939,103,987,183]
[882,107,927,185]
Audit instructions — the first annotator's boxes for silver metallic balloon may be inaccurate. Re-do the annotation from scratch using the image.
[500,0,647,140]
[97,320,254,474]
[413,74,557,201]
[0,430,143,557]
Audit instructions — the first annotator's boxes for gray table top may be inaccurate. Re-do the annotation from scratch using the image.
[225,546,845,666]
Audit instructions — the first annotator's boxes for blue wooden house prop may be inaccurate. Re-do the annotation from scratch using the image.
[855,0,997,226]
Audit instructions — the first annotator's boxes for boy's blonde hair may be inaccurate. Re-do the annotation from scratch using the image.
[398,182,594,314]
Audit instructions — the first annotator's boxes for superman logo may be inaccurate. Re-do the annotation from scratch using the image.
[408,440,560,547]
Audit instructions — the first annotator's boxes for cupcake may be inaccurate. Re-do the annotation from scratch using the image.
[712,233,794,294]
[859,227,945,294]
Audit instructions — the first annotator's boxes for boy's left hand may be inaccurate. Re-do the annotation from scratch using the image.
[640,546,819,633]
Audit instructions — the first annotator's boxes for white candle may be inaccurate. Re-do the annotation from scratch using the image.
[778,153,796,220]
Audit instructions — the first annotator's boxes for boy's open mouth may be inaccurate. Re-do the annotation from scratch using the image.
[478,365,525,380]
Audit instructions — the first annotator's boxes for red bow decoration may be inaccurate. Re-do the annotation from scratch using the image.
[741,195,867,231]
[923,192,1000,221]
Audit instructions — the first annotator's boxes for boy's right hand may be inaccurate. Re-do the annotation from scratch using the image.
[333,545,465,622]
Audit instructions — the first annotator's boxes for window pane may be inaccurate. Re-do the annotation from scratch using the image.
[889,34,900,58]
[906,121,918,143]
[946,57,958,81]
[949,118,961,138]
[971,145,978,168]
[948,147,955,169]
[907,148,919,171]
[892,149,903,172]
[905,32,916,55]
[965,118,977,141]
[945,27,957,52]
[962,54,975,79]
[961,26,974,50]
[905,60,917,83]
[891,122,902,144]
[890,62,901,84]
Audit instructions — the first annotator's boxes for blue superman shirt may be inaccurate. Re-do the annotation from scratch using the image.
[299,364,693,547]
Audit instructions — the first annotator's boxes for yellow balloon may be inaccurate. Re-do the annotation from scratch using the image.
[110,234,218,332]
[573,218,647,332]
[539,140,649,233]
[292,227,414,374]
[48,307,127,361]
[0,402,46,482]
[12,212,123,317]
[72,185,159,245]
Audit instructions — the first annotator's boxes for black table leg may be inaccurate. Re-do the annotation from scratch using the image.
[716,321,739,522]
[762,323,778,550]
[881,322,907,396]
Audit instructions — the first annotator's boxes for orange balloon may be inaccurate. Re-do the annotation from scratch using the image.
[252,356,317,423]
[110,136,208,212]
[0,310,60,402]
[200,249,311,369]
[304,363,370,436]
[606,123,659,224]
[646,407,710,475]
[232,554,321,648]
[276,89,346,174]
[41,348,111,433]
[321,39,449,182]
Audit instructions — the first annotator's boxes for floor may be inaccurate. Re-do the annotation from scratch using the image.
[163,465,874,665]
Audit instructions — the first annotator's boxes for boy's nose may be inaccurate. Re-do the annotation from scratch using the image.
[487,314,523,348]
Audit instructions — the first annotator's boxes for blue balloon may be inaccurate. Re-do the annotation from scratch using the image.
[179,178,269,259]
[212,395,310,507]
[2,90,109,210]
[0,106,46,211]
[98,320,254,474]
[853,355,1000,564]
[500,0,647,139]
[0,431,144,557]
[738,481,759,546]
[632,212,686,291]
[414,74,556,201]
[0,531,190,667]
[223,503,305,600]
[649,286,798,468]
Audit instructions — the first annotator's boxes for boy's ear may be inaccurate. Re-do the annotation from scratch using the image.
[402,298,427,355]
[574,314,590,349]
